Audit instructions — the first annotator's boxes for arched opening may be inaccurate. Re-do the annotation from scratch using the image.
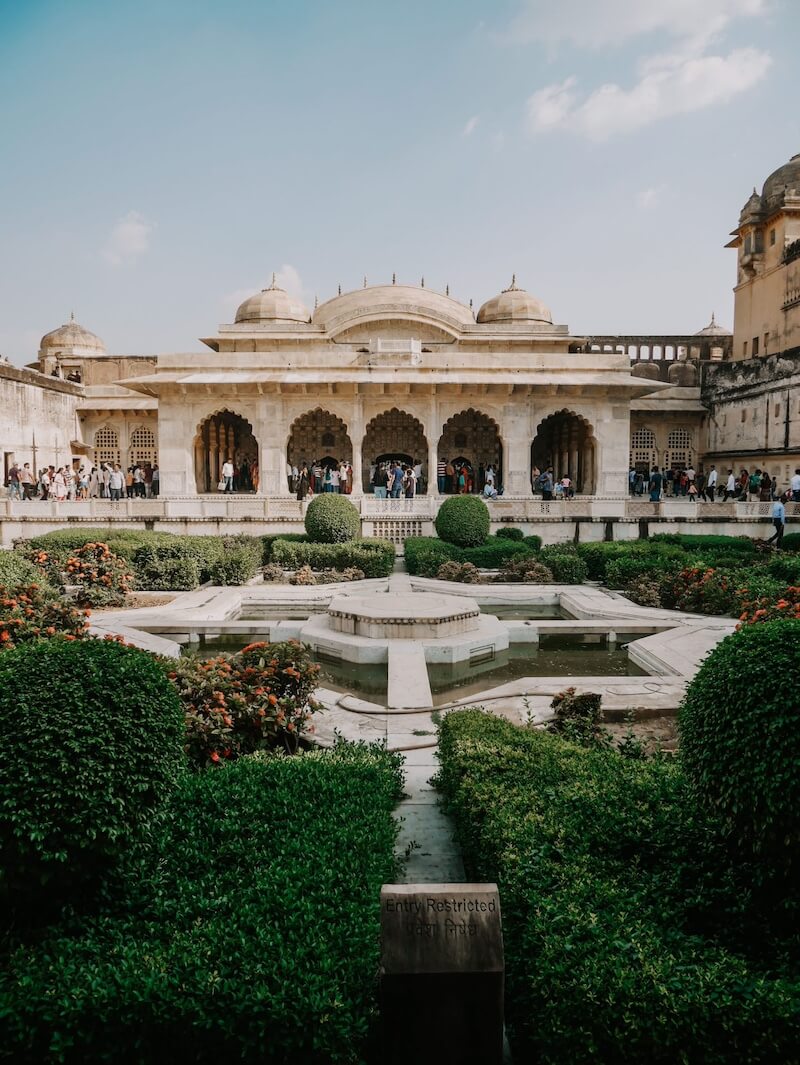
[531,410,596,493]
[194,410,259,494]
[438,409,502,494]
[93,425,121,468]
[129,425,157,468]
[287,409,352,476]
[362,408,428,492]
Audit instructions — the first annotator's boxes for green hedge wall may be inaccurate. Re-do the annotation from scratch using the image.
[271,538,395,578]
[0,552,54,591]
[404,536,535,576]
[436,710,800,1064]
[0,743,404,1064]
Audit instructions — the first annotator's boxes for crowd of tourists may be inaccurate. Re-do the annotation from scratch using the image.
[218,456,259,493]
[4,461,160,501]
[436,458,500,497]
[629,464,800,505]
[288,459,355,500]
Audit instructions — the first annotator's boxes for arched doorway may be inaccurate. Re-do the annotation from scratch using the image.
[362,409,428,492]
[194,410,259,493]
[438,409,502,493]
[287,409,352,472]
[531,410,595,493]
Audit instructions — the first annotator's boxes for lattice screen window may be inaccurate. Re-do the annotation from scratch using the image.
[665,427,692,469]
[630,427,657,468]
[94,426,121,467]
[129,425,157,467]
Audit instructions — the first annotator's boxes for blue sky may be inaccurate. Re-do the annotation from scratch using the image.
[0,0,797,363]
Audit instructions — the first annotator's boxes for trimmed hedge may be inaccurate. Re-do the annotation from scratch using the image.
[0,744,403,1063]
[132,543,200,590]
[436,710,800,1063]
[781,532,800,552]
[680,620,800,879]
[0,640,184,918]
[404,536,535,576]
[0,551,53,591]
[261,532,308,563]
[496,526,524,541]
[305,494,360,543]
[434,495,491,547]
[271,537,395,578]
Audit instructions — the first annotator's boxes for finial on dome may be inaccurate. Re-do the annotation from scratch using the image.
[504,273,519,292]
[338,283,342,295]
[363,274,367,288]
[446,283,450,296]
[469,298,473,310]
[314,294,318,310]
[268,271,277,290]
[420,276,425,288]
[392,272,396,285]
[69,310,75,322]
[711,311,716,324]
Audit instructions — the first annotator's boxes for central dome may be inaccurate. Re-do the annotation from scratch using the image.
[39,315,106,355]
[312,283,475,333]
[235,276,310,324]
[477,277,552,325]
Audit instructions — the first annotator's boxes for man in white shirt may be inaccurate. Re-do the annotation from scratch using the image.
[791,468,800,503]
[725,470,736,500]
[221,458,234,493]
[108,464,124,502]
[705,466,718,502]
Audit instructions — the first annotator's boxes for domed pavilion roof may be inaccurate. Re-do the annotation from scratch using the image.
[476,277,552,325]
[311,282,475,334]
[761,152,800,214]
[39,314,106,355]
[694,313,731,338]
[235,275,311,324]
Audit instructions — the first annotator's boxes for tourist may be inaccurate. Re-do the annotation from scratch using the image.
[108,464,124,502]
[6,462,21,501]
[219,457,233,493]
[457,466,467,494]
[531,465,541,495]
[724,469,736,501]
[413,458,423,493]
[251,459,259,493]
[339,461,351,495]
[688,481,698,503]
[560,475,573,499]
[390,462,403,499]
[133,465,146,498]
[485,464,496,492]
[483,481,498,500]
[78,466,89,499]
[665,467,675,496]
[437,457,446,494]
[53,467,67,501]
[539,467,554,501]
[312,461,323,494]
[151,464,160,497]
[765,493,788,549]
[791,468,800,503]
[372,462,388,498]
[39,467,50,500]
[286,459,293,492]
[19,462,35,500]
[649,466,663,502]
[704,465,717,502]
[101,463,111,499]
[759,470,772,502]
[628,467,636,495]
[445,460,455,494]
[144,463,154,497]
[686,464,695,485]
[329,465,340,493]
[404,464,417,499]
[296,464,310,500]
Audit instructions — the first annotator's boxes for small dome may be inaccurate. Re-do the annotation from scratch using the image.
[761,152,800,213]
[694,313,731,338]
[631,362,662,381]
[476,276,552,325]
[668,361,698,386]
[235,275,310,324]
[39,314,106,355]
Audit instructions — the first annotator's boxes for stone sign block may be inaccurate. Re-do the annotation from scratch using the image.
[380,883,504,1064]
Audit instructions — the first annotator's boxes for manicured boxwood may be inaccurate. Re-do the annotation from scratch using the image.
[206,538,263,585]
[680,619,800,879]
[603,553,683,589]
[781,532,800,552]
[132,542,200,591]
[0,743,403,1064]
[0,640,185,918]
[496,526,524,541]
[304,494,361,543]
[542,552,588,584]
[434,495,490,547]
[261,532,308,563]
[436,710,800,1064]
[404,536,535,576]
[271,537,395,578]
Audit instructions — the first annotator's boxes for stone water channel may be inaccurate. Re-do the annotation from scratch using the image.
[91,575,736,882]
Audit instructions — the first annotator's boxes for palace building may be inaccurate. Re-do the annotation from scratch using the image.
[2,149,800,508]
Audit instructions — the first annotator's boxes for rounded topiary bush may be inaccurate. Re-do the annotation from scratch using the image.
[679,619,800,876]
[435,495,490,548]
[0,639,185,912]
[304,494,360,543]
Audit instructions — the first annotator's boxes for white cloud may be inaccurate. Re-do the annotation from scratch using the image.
[462,115,480,136]
[509,0,768,49]
[526,46,771,140]
[103,211,155,266]
[637,185,665,209]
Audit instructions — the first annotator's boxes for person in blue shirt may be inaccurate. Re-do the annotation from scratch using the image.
[649,466,663,502]
[766,493,787,548]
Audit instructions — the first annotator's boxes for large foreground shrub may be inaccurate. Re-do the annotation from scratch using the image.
[171,640,321,767]
[434,495,490,547]
[436,710,800,1063]
[680,619,800,878]
[0,745,403,1064]
[304,493,360,543]
[271,537,395,578]
[0,640,184,914]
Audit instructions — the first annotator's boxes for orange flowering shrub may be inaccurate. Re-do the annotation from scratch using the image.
[63,542,133,607]
[738,585,800,625]
[0,583,90,651]
[168,640,321,768]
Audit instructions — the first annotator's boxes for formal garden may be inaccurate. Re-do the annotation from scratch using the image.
[0,493,798,1060]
